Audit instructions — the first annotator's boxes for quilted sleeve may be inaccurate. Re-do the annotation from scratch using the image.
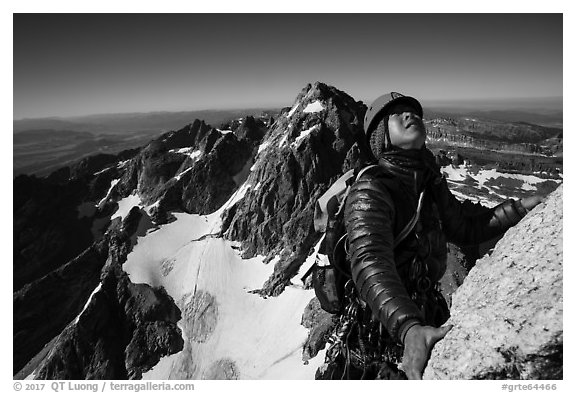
[344,175,423,343]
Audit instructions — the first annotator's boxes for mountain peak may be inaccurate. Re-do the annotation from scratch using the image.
[292,81,359,110]
[234,115,266,143]
[221,82,367,295]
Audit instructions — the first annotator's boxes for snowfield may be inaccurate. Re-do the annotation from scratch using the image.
[111,193,143,221]
[122,182,325,379]
[440,164,561,207]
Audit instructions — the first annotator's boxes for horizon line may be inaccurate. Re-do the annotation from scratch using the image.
[14,95,563,122]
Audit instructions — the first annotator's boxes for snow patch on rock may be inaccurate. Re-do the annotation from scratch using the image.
[449,189,498,208]
[144,200,160,215]
[96,179,119,207]
[117,160,129,169]
[93,166,112,176]
[111,193,143,221]
[278,135,288,148]
[224,182,251,211]
[257,141,270,155]
[286,104,299,118]
[292,124,319,148]
[73,283,103,324]
[442,164,560,191]
[170,147,202,161]
[303,100,324,113]
[441,165,468,181]
[175,167,193,182]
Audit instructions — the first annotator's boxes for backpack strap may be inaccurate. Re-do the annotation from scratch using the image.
[393,189,425,247]
[356,164,380,181]
[351,164,424,248]
[340,188,424,255]
[334,164,380,217]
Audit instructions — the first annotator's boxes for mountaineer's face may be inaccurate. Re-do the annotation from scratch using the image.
[387,103,426,150]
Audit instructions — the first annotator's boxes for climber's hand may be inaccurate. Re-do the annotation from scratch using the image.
[521,195,545,211]
[401,324,453,380]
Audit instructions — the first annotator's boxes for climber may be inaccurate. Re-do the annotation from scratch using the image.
[320,92,544,380]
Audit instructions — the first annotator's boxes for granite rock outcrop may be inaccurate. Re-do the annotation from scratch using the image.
[221,82,367,296]
[424,185,563,379]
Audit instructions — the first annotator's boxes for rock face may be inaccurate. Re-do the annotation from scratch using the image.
[13,148,150,373]
[13,175,96,292]
[234,115,267,142]
[424,185,563,379]
[301,297,336,362]
[13,115,263,378]
[112,119,257,221]
[14,146,141,293]
[426,117,562,156]
[13,237,109,375]
[222,81,367,296]
[21,208,183,380]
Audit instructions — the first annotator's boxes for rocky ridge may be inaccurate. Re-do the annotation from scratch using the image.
[107,118,260,222]
[427,128,552,155]
[427,117,561,151]
[222,81,367,296]
[426,117,563,177]
[424,185,563,379]
[16,208,183,379]
[14,115,264,377]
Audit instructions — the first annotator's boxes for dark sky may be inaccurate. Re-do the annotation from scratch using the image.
[13,13,563,119]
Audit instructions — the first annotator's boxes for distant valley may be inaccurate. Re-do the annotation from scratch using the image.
[13,108,281,177]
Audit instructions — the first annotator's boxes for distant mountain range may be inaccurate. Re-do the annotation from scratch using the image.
[425,108,562,129]
[14,103,562,135]
[13,108,282,135]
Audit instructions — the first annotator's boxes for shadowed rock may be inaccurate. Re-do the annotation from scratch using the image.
[19,209,184,380]
[180,290,219,343]
[203,358,239,380]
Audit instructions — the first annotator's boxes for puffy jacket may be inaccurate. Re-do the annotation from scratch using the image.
[343,165,527,344]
